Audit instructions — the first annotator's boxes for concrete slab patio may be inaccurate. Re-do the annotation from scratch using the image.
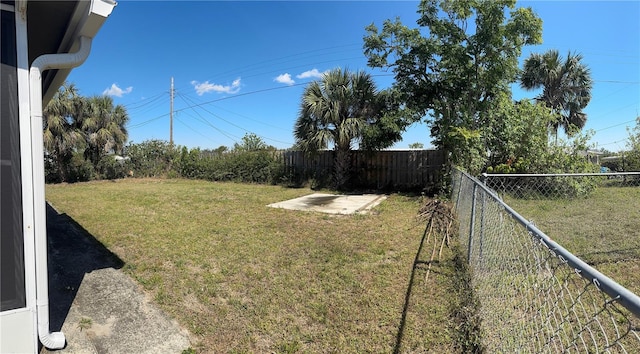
[268,193,387,215]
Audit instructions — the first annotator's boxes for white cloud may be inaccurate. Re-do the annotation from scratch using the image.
[103,83,133,97]
[191,78,241,95]
[274,73,295,85]
[296,68,326,79]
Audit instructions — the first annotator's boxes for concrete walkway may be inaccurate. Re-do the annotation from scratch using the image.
[40,204,191,354]
[267,193,387,215]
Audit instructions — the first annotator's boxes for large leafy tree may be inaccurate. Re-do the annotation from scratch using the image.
[82,95,129,169]
[363,0,542,174]
[520,49,593,141]
[43,83,85,182]
[359,87,415,151]
[294,68,406,189]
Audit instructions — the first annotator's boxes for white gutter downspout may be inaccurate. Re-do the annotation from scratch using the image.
[29,35,92,350]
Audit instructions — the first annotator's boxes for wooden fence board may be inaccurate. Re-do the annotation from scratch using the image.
[282,150,446,190]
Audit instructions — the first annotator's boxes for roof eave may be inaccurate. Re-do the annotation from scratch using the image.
[27,0,116,105]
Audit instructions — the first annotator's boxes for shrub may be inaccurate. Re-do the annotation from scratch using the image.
[226,150,276,183]
[125,140,179,177]
[486,131,600,198]
[45,155,62,183]
[98,155,127,180]
[176,146,206,179]
[67,152,95,182]
[123,135,289,185]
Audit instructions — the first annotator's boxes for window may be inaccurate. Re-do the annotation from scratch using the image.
[1,7,26,312]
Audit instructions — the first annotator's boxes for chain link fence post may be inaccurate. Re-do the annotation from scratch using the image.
[467,183,477,264]
[479,190,485,261]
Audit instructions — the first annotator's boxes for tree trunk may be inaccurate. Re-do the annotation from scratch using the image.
[333,148,351,190]
[56,155,67,183]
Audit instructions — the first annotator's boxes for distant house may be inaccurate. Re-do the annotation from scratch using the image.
[578,149,606,165]
[1,1,115,352]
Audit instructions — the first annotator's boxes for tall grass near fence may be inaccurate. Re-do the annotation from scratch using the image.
[451,168,640,352]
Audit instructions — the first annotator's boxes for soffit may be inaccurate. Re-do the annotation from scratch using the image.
[26,1,86,105]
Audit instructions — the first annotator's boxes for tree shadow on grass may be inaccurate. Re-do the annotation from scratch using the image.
[393,223,431,354]
[393,210,483,353]
[46,202,124,332]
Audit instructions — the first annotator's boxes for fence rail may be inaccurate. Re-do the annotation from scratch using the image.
[283,150,445,190]
[451,168,640,352]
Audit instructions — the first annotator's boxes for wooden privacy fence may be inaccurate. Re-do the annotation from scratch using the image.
[283,150,446,191]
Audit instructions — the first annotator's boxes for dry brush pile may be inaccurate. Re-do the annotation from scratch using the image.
[416,199,484,353]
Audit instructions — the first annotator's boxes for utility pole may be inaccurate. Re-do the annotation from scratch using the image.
[170,77,174,145]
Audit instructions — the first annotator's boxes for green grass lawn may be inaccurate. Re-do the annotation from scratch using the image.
[505,186,640,295]
[46,179,459,353]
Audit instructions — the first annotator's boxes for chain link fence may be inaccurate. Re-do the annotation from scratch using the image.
[451,168,640,353]
[482,172,640,199]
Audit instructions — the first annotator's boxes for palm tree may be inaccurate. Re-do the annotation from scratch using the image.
[520,50,592,142]
[43,83,85,182]
[82,96,129,169]
[294,68,379,189]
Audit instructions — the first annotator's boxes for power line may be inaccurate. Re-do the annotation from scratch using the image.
[175,95,240,142]
[174,82,308,115]
[177,91,294,146]
[178,92,250,132]
[124,92,166,110]
[589,102,639,128]
[170,43,364,95]
[594,118,638,133]
[174,116,219,145]
[128,115,165,129]
[179,91,291,132]
[590,83,635,103]
[127,71,405,145]
[594,80,640,84]
[115,42,368,107]
[206,103,290,132]
[179,43,362,91]
[174,72,395,115]
[236,56,366,81]
[127,84,304,131]
[598,138,628,147]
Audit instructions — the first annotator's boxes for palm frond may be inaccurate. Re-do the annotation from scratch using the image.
[520,49,592,137]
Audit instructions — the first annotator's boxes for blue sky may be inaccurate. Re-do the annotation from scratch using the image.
[67,1,640,152]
